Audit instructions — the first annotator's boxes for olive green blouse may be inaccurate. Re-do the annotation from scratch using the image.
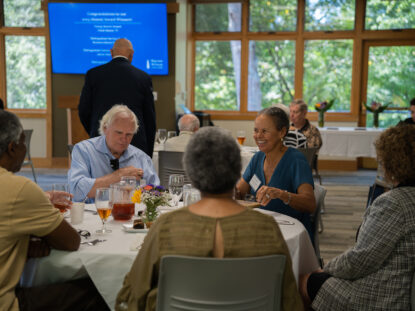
[115,207,303,311]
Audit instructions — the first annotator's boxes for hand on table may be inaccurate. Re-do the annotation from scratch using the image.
[45,191,73,209]
[256,186,284,206]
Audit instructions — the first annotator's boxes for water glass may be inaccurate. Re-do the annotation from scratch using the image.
[185,189,201,205]
[182,184,192,204]
[121,176,136,188]
[158,129,167,144]
[169,174,184,206]
[167,131,177,139]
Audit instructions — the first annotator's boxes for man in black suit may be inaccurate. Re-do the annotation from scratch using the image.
[78,38,156,157]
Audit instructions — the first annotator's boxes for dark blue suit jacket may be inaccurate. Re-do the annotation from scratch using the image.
[78,57,156,157]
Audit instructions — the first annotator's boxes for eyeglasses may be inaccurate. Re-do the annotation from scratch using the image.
[110,159,119,170]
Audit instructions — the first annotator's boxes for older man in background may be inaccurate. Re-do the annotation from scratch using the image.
[164,114,200,152]
[0,110,108,310]
[78,38,156,157]
[289,99,322,149]
[69,105,159,202]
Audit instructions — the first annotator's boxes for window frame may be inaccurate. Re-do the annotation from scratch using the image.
[0,0,53,161]
[189,0,415,124]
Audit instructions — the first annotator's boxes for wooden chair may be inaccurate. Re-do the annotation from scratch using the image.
[158,151,191,188]
[156,255,286,311]
[22,129,37,183]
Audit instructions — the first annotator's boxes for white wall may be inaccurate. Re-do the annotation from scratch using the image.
[20,118,47,158]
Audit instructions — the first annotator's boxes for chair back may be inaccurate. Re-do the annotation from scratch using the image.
[67,144,74,155]
[23,129,33,161]
[158,151,191,188]
[297,147,318,167]
[312,184,327,264]
[156,255,286,311]
[412,270,415,310]
[22,129,37,183]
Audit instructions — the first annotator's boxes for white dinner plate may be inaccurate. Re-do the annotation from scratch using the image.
[122,224,149,233]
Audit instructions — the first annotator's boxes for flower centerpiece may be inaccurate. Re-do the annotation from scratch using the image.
[363,101,390,128]
[315,100,334,128]
[131,184,170,227]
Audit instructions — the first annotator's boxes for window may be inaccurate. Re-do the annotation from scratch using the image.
[4,0,44,27]
[1,0,47,110]
[250,0,297,32]
[5,36,46,109]
[303,40,353,112]
[191,1,415,127]
[366,45,415,128]
[195,41,241,111]
[248,40,295,110]
[195,3,241,32]
[305,0,355,31]
[366,0,415,30]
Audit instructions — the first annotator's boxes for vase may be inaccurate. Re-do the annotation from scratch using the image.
[318,111,325,128]
[143,201,160,224]
[373,111,379,128]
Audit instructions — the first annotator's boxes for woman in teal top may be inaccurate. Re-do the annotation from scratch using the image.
[237,106,316,239]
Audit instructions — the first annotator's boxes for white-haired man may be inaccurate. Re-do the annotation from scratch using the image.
[69,105,159,202]
[164,114,200,152]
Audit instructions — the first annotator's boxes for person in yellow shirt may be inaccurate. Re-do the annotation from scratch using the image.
[0,110,107,310]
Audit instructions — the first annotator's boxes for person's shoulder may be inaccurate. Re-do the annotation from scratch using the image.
[1,171,32,191]
[74,136,101,152]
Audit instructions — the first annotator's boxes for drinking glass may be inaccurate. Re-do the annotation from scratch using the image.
[95,188,112,233]
[182,184,192,205]
[169,174,184,206]
[186,189,201,205]
[158,129,167,144]
[52,183,71,213]
[167,131,177,139]
[121,176,136,188]
[236,130,246,145]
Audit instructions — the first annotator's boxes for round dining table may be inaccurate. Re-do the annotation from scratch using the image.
[21,204,319,310]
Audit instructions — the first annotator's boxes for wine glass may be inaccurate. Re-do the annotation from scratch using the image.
[95,188,112,233]
[167,131,177,139]
[158,129,167,144]
[236,130,246,145]
[52,183,71,214]
[168,174,184,206]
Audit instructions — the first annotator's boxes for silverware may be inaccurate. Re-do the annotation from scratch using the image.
[81,239,106,246]
[277,220,295,225]
[84,209,98,215]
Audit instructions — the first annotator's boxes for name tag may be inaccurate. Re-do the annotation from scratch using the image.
[249,174,261,192]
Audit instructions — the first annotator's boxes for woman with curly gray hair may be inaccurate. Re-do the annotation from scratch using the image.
[116,127,303,311]
[300,125,415,310]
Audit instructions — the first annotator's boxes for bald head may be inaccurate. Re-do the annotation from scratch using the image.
[111,38,134,62]
[178,114,200,132]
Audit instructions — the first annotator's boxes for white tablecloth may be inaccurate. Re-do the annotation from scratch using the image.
[319,127,383,158]
[22,205,318,310]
